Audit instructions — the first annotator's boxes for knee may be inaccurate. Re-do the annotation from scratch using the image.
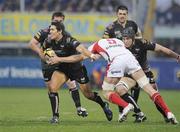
[82,91,93,99]
[66,80,76,89]
[48,82,58,92]
[79,84,93,99]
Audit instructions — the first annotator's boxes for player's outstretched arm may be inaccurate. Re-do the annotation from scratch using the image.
[76,44,97,60]
[155,44,180,62]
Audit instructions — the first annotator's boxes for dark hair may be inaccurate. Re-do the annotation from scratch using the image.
[51,21,65,33]
[116,5,128,13]
[51,12,65,20]
[122,27,135,38]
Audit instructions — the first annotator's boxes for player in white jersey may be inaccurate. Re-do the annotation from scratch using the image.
[88,38,141,78]
[47,38,178,124]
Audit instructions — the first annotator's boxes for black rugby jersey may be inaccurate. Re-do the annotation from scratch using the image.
[43,34,83,71]
[34,27,71,47]
[103,20,138,40]
[43,34,80,57]
[33,27,72,69]
[128,39,156,71]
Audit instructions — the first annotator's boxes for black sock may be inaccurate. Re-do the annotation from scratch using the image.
[48,92,59,117]
[92,92,105,108]
[131,87,140,102]
[121,93,141,113]
[118,106,123,113]
[69,87,81,108]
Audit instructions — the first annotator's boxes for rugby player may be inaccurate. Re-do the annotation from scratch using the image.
[42,21,113,123]
[102,5,145,122]
[103,5,142,40]
[120,27,180,123]
[28,12,88,123]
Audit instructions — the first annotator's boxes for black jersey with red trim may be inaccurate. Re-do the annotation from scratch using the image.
[128,39,156,71]
[103,20,138,40]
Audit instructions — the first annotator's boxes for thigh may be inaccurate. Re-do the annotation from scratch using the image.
[125,54,141,75]
[50,71,68,91]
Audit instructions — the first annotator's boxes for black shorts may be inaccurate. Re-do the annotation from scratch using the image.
[145,71,155,84]
[42,65,61,82]
[67,64,89,84]
[42,63,89,84]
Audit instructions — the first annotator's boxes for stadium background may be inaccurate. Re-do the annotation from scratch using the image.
[0,0,180,89]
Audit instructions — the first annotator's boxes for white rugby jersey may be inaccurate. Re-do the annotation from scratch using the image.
[88,38,130,63]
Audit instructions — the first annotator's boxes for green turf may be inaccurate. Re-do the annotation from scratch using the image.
[0,88,179,132]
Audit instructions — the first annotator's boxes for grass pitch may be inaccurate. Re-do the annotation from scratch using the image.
[0,88,179,132]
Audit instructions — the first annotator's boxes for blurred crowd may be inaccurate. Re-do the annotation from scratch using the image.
[156,0,180,25]
[0,0,180,55]
[0,0,132,13]
[1,0,180,25]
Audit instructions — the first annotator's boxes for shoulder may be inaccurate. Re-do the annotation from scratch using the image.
[64,30,72,36]
[38,27,49,35]
[105,21,116,30]
[127,20,138,26]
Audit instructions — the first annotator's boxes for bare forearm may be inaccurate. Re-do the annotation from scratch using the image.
[58,55,84,63]
[76,44,92,58]
[155,44,179,59]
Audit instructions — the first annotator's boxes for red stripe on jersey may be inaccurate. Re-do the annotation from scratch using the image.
[92,41,106,54]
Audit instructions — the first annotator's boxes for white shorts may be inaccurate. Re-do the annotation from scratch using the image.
[106,53,141,77]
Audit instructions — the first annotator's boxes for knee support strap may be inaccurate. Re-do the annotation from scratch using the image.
[137,76,149,88]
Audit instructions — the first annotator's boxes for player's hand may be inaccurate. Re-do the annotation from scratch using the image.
[47,55,60,65]
[90,54,101,62]
[90,54,99,61]
[44,55,51,64]
[177,55,180,63]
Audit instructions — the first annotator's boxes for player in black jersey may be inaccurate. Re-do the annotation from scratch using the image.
[120,27,179,124]
[42,21,113,123]
[103,5,142,40]
[102,5,146,122]
[28,12,88,123]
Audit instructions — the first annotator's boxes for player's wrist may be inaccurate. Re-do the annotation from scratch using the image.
[90,54,95,58]
[177,55,180,59]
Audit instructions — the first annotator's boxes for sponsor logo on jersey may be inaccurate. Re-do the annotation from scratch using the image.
[111,70,121,74]
[80,77,85,81]
[135,48,140,52]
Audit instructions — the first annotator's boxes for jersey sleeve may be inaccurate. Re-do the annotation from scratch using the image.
[102,23,113,38]
[69,36,81,49]
[42,37,51,50]
[142,39,156,50]
[34,29,48,43]
[88,42,100,54]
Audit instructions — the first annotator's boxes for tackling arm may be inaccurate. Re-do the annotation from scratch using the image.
[155,44,180,62]
[76,44,97,60]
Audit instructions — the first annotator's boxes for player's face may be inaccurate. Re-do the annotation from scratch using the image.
[53,16,64,23]
[122,37,133,48]
[50,25,61,40]
[117,9,128,24]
